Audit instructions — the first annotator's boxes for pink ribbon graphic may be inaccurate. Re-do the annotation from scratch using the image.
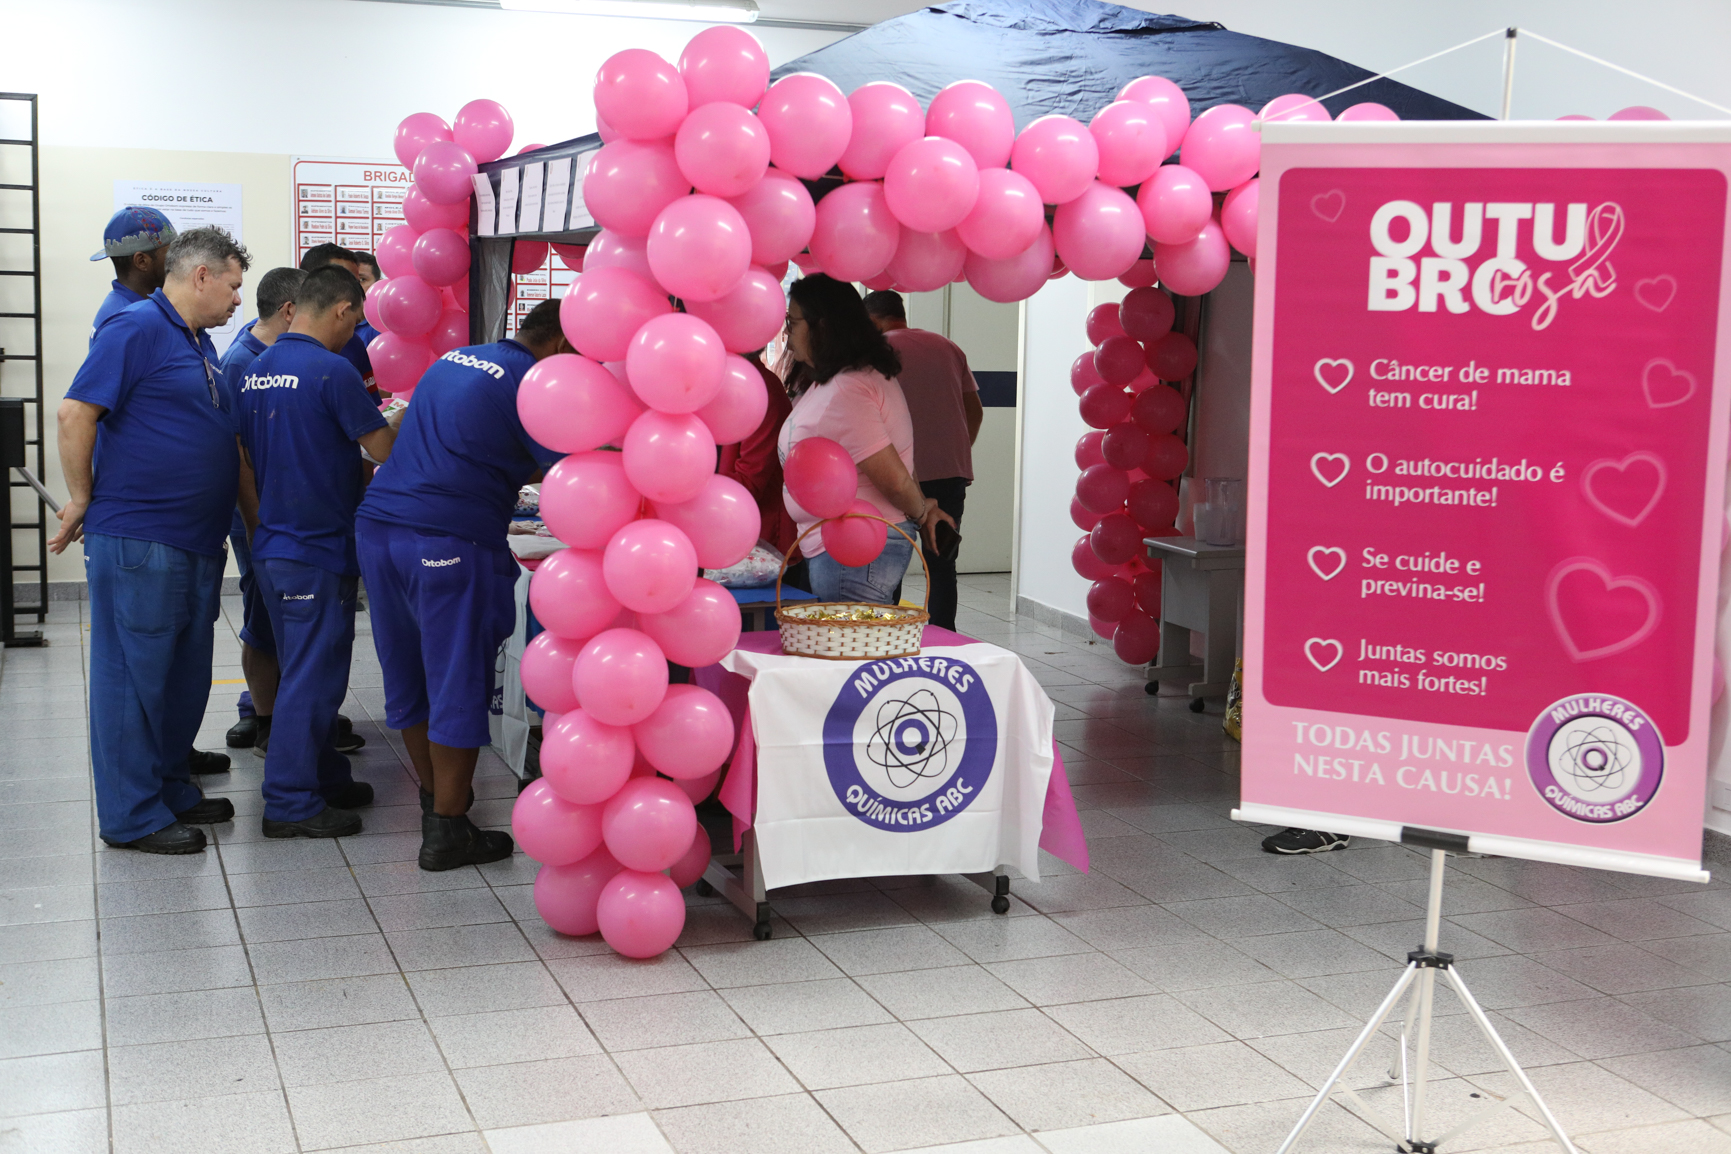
[1532,202,1623,330]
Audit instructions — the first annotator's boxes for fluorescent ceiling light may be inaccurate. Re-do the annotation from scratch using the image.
[499,0,758,20]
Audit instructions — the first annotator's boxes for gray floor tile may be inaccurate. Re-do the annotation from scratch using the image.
[653,1091,856,1154]
[1503,997,1704,1058]
[679,937,842,988]
[0,918,96,966]
[933,915,1094,963]
[1452,907,1618,953]
[96,873,232,918]
[1174,979,1360,1040]
[765,1021,952,1090]
[720,977,893,1036]
[1534,942,1717,995]
[1044,993,1232,1056]
[909,1007,1093,1072]
[546,950,708,1003]
[480,1115,669,1154]
[217,838,346,876]
[1,883,98,925]
[385,921,534,971]
[228,866,362,908]
[984,951,1156,1006]
[287,1070,473,1151]
[236,897,380,944]
[0,1106,110,1154]
[0,1049,108,1117]
[1224,928,1397,980]
[806,923,973,976]
[1599,1045,1731,1117]
[454,1055,641,1129]
[1621,984,1731,1043]
[429,1004,601,1068]
[580,989,751,1051]
[0,999,101,1058]
[770,889,921,935]
[406,960,568,1017]
[247,932,397,985]
[274,1019,446,1088]
[855,964,1032,1020]
[970,1057,1168,1131]
[1110,938,1279,991]
[98,908,241,955]
[100,944,252,998]
[107,1034,280,1105]
[1120,1039,1316,1113]
[615,1036,801,1109]
[0,955,101,1007]
[104,985,265,1047]
[817,1074,1019,1153]
[258,974,420,1033]
[112,1089,299,1154]
[1640,933,1731,982]
[1047,904,1209,952]
[368,886,510,933]
[1476,1059,1689,1133]
[351,860,486,897]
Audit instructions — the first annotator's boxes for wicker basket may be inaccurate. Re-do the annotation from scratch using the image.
[774,518,931,660]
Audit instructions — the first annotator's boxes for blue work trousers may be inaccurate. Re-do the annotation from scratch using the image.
[256,558,358,822]
[85,534,221,843]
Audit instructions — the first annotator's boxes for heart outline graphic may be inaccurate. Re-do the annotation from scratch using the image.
[1307,546,1346,581]
[1544,557,1662,663]
[1313,358,1354,394]
[1311,190,1345,223]
[1310,452,1350,488]
[1634,275,1677,312]
[1581,451,1667,527]
[1642,357,1696,409]
[1304,638,1343,672]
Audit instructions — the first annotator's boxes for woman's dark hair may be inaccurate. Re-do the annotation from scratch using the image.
[787,274,901,390]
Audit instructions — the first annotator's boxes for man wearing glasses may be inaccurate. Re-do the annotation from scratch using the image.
[54,226,252,855]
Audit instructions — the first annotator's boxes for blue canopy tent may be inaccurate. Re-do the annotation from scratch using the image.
[466,0,1484,340]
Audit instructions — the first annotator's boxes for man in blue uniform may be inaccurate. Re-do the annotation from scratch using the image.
[217,267,301,752]
[89,206,175,346]
[357,298,569,870]
[299,244,377,398]
[236,266,396,839]
[55,226,251,854]
[353,252,382,350]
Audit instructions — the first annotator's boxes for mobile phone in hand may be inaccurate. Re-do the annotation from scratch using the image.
[934,519,962,562]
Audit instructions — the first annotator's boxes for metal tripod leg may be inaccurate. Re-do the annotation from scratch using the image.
[1443,966,1579,1153]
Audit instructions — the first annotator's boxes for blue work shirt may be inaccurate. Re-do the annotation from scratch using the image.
[90,281,146,347]
[218,320,268,402]
[359,340,560,552]
[68,289,237,558]
[235,332,387,576]
[339,330,376,400]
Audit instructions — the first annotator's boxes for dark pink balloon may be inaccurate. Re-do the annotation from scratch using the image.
[378,275,441,336]
[1144,433,1190,480]
[512,241,549,276]
[1090,511,1143,566]
[1146,330,1199,380]
[1113,611,1161,665]
[1088,576,1135,621]
[1071,352,1106,395]
[1120,287,1176,342]
[821,498,889,567]
[1079,383,1132,430]
[1127,477,1179,531]
[411,227,469,286]
[1072,534,1115,581]
[1094,335,1144,386]
[1071,495,1104,532]
[1130,384,1186,435]
[1075,430,1106,470]
[784,436,856,520]
[1075,464,1130,514]
[1101,422,1150,471]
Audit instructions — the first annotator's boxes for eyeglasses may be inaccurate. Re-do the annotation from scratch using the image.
[785,314,807,329]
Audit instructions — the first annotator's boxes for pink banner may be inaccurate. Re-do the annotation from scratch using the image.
[1242,126,1731,877]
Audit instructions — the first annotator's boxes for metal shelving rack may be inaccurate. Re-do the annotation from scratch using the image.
[0,93,46,643]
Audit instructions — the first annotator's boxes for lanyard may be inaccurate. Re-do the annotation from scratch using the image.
[152,295,222,409]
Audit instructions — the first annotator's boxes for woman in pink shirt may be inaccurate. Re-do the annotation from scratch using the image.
[777,275,954,604]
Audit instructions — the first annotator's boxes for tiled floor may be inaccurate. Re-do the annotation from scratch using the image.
[2,572,1729,1154]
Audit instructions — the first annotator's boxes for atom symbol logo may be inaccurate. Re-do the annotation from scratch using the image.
[865,689,959,790]
[1547,716,1641,804]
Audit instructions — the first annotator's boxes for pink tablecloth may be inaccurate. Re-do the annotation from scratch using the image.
[691,625,1090,874]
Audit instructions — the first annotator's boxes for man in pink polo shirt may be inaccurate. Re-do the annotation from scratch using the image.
[864,291,982,631]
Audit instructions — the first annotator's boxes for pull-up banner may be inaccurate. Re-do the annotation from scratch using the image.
[1239,123,1731,881]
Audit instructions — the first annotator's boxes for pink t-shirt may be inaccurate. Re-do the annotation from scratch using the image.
[884,327,976,482]
[777,367,915,557]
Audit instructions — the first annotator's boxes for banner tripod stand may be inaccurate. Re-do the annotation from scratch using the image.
[1275,840,1578,1154]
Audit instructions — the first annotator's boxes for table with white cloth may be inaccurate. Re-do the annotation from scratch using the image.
[692,626,1091,939]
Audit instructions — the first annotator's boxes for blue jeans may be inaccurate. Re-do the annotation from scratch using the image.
[257,559,358,822]
[85,534,222,842]
[807,520,917,605]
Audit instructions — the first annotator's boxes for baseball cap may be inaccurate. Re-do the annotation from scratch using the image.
[89,206,177,262]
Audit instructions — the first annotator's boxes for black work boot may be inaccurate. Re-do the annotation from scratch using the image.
[226,715,259,748]
[419,812,513,871]
[262,805,362,839]
[418,786,475,815]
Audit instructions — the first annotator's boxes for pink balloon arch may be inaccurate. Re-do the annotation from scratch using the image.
[376,25,1403,959]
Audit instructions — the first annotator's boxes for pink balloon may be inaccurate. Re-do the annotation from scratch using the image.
[518,353,644,453]
[583,229,655,283]
[675,102,770,198]
[1146,330,1199,380]
[963,223,1055,303]
[1011,115,1099,206]
[520,629,584,714]
[412,140,478,206]
[633,684,734,780]
[427,307,468,356]
[1086,303,1125,345]
[1072,354,1106,395]
[552,242,586,271]
[1137,164,1212,244]
[1117,76,1191,152]
[596,868,686,958]
[1128,476,1180,531]
[518,143,546,155]
[1088,575,1135,621]
[1113,611,1161,665]
[602,777,697,872]
[626,313,726,413]
[1076,464,1130,514]
[410,227,470,286]
[395,112,452,170]
[684,266,784,355]
[1155,219,1231,296]
[376,225,418,280]
[668,825,712,889]
[538,451,643,550]
[604,519,700,618]
[1143,432,1190,480]
[363,281,387,330]
[671,768,722,806]
[885,228,967,292]
[638,578,741,668]
[656,474,758,568]
[1080,383,1132,430]
[512,778,604,866]
[1101,422,1149,471]
[1131,381,1186,433]
[727,169,816,265]
[679,25,770,109]
[1258,93,1331,124]
[1089,612,1116,641]
[1221,178,1259,257]
[1119,258,1158,288]
[926,80,1015,169]
[647,194,752,303]
[1053,182,1145,281]
[541,709,635,806]
[622,410,715,504]
[784,436,856,519]
[1090,511,1142,565]
[1121,286,1176,342]
[402,184,468,232]
[1075,430,1106,470]
[367,331,433,394]
[1071,495,1104,532]
[884,136,980,234]
[573,628,669,726]
[512,241,548,276]
[810,180,901,284]
[840,82,925,181]
[1096,335,1144,386]
[559,267,672,363]
[378,275,441,336]
[821,498,889,567]
[595,48,688,142]
[956,168,1045,261]
[1071,534,1116,580]
[1090,101,1168,188]
[1338,102,1400,122]
[1181,104,1260,191]
[1610,106,1669,120]
[757,73,851,179]
[584,139,691,239]
[696,355,769,443]
[453,98,514,163]
[529,547,622,642]
[533,845,622,935]
[596,113,619,143]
